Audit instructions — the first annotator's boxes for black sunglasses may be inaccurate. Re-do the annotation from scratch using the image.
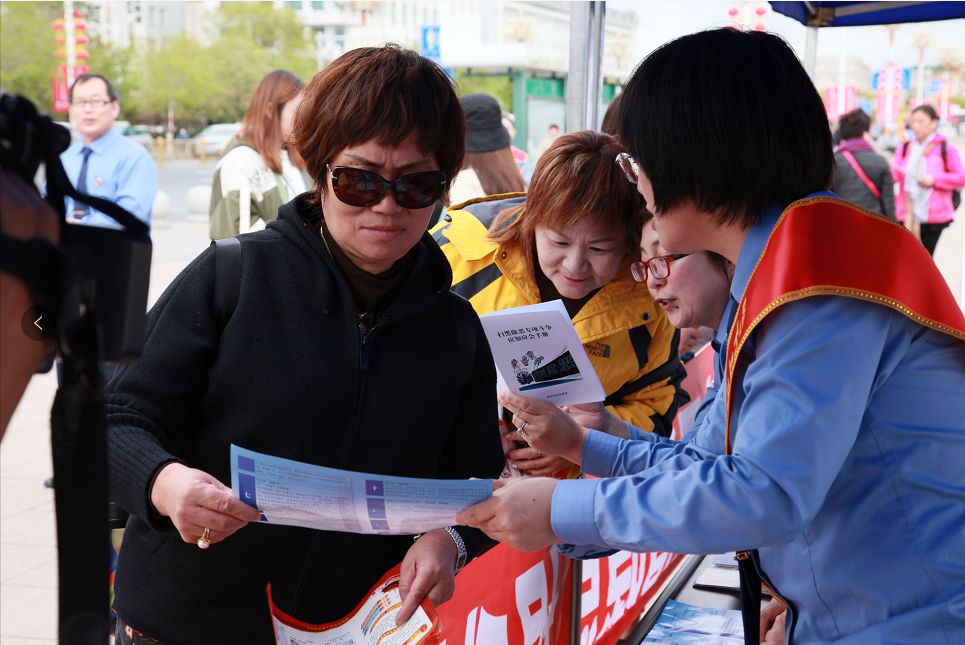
[326,164,447,209]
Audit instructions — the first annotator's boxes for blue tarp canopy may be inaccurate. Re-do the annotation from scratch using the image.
[769,1,965,28]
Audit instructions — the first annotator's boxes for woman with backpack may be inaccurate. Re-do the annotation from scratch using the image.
[892,104,965,255]
[831,109,895,219]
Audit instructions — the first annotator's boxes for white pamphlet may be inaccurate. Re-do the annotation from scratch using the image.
[230,445,491,535]
[479,299,605,405]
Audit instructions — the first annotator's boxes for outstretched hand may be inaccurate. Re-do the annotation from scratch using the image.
[396,529,457,625]
[499,391,588,465]
[456,477,559,552]
[150,462,261,547]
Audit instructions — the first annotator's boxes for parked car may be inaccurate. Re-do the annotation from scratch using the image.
[196,122,242,157]
[115,120,155,148]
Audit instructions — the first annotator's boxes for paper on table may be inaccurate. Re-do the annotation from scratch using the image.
[230,445,492,535]
[693,562,771,597]
[713,552,739,568]
[479,299,605,405]
[644,599,744,644]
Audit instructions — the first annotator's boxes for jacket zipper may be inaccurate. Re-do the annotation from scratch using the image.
[742,550,796,645]
[289,317,377,608]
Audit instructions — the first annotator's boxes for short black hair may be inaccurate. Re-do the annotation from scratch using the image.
[620,28,833,229]
[69,73,118,102]
[838,109,871,140]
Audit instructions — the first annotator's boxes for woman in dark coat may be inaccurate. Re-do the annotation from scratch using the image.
[107,45,504,644]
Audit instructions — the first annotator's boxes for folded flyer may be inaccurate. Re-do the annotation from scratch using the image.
[479,299,605,405]
[268,564,439,645]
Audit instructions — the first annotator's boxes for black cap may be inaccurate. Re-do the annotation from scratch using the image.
[461,93,511,153]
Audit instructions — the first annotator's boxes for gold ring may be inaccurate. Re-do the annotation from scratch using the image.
[197,527,211,550]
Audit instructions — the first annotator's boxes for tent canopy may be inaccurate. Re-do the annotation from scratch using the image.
[769,1,965,28]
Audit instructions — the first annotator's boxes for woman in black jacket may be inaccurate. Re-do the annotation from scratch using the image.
[831,108,895,219]
[107,45,504,644]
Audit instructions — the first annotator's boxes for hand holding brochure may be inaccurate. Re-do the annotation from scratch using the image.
[479,300,605,405]
[230,445,492,535]
[268,564,439,645]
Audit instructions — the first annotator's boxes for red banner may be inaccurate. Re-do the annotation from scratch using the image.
[52,77,70,113]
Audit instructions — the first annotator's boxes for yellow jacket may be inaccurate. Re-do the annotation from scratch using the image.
[432,194,688,435]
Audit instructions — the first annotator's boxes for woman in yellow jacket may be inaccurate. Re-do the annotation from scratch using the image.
[432,130,686,476]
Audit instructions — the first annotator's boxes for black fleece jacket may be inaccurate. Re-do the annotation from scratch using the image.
[106,195,503,644]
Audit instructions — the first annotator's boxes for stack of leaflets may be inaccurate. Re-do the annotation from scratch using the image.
[479,300,605,406]
[644,599,743,643]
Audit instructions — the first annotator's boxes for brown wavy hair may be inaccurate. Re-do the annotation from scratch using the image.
[489,130,646,275]
[240,70,305,174]
[290,44,465,206]
[465,148,526,196]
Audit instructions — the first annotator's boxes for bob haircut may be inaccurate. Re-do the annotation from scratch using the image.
[490,130,646,274]
[838,109,871,141]
[242,70,305,174]
[620,28,833,229]
[291,44,465,205]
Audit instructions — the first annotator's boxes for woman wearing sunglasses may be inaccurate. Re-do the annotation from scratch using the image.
[105,45,504,644]
[433,130,687,478]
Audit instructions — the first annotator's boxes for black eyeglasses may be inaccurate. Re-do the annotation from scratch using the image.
[326,164,446,209]
[630,253,690,283]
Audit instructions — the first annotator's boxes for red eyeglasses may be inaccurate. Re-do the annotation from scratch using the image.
[326,164,447,209]
[630,253,690,282]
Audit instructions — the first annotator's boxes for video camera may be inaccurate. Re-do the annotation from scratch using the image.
[0,93,151,362]
[0,93,152,644]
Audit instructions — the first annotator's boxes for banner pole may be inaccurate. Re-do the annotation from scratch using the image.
[569,560,582,644]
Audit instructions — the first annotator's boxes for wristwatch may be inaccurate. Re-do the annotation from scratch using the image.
[443,526,468,573]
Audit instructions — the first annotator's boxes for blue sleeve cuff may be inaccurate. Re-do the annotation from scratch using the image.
[551,478,604,547]
[582,430,624,477]
[626,423,650,442]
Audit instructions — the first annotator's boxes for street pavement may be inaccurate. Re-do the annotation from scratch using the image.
[2,158,963,643]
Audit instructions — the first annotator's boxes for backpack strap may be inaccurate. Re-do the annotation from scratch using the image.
[212,237,241,328]
[840,150,882,199]
[941,139,949,171]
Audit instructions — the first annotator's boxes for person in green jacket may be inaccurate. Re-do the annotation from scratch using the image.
[209,70,311,240]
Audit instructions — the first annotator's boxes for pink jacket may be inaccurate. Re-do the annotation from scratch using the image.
[891,133,965,224]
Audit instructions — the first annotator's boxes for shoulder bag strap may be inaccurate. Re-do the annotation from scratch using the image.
[841,150,881,199]
[212,237,242,328]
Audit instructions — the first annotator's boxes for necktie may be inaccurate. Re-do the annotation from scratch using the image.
[74,146,93,217]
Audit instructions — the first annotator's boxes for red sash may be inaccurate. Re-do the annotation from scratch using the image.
[724,196,965,453]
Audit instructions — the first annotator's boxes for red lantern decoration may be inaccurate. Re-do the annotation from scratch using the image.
[74,19,87,30]
[75,34,89,46]
[754,22,766,31]
[728,7,739,17]
[75,50,90,60]
[51,18,64,30]
[755,6,767,16]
